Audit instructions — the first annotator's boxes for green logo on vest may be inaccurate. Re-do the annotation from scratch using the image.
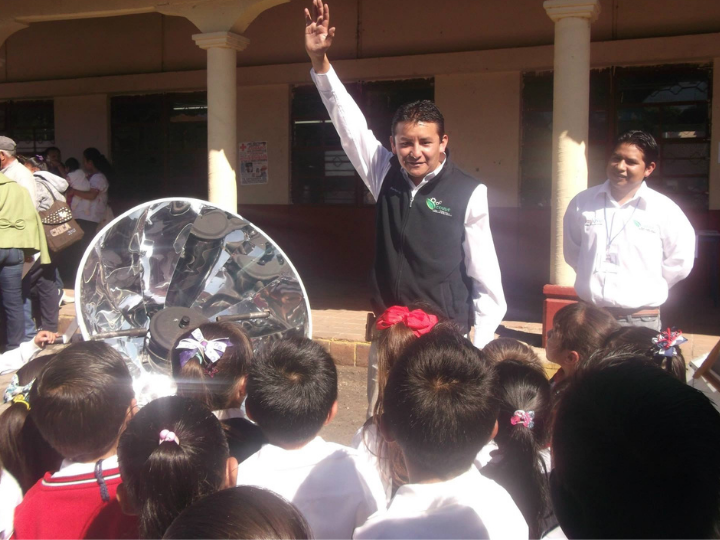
[425,198,452,216]
[633,220,641,227]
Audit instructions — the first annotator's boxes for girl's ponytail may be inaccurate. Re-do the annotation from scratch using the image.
[480,358,552,539]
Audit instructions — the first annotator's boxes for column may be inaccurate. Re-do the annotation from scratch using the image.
[544,0,600,286]
[193,32,249,212]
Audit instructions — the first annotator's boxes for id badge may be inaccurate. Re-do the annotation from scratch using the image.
[600,245,619,274]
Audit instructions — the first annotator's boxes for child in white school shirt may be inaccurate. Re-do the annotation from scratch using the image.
[354,325,529,540]
[236,338,386,540]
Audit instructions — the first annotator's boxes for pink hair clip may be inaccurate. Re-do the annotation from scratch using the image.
[510,410,535,429]
[159,429,180,446]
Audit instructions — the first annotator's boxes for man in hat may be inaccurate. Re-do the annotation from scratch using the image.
[0,136,37,206]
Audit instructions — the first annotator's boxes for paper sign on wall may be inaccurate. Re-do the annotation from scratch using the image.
[239,141,268,185]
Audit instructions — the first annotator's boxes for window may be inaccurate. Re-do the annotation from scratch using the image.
[291,78,434,205]
[520,64,712,209]
[111,92,207,201]
[0,100,55,155]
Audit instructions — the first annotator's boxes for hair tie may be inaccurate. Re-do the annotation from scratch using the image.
[376,306,439,338]
[510,410,535,429]
[11,394,30,410]
[652,328,687,358]
[175,328,231,377]
[159,429,180,446]
[4,374,33,404]
[35,154,44,162]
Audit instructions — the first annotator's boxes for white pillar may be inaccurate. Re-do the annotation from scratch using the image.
[193,31,249,212]
[544,0,600,286]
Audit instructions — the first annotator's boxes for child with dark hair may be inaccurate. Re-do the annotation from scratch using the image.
[603,326,687,381]
[163,486,312,540]
[481,337,541,365]
[481,360,553,539]
[475,338,543,470]
[354,326,528,539]
[0,353,62,494]
[117,395,237,539]
[545,302,620,385]
[170,322,265,463]
[551,351,720,538]
[352,304,440,499]
[12,342,138,539]
[238,337,386,539]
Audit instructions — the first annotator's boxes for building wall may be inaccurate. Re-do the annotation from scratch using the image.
[237,84,290,204]
[436,72,521,208]
[54,94,110,161]
[2,0,720,83]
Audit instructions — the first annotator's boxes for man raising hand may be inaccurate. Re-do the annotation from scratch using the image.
[304,1,506,405]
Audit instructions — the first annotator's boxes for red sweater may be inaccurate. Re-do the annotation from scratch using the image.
[13,465,137,539]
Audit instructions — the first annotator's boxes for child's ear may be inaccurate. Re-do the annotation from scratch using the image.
[490,419,499,441]
[231,377,247,407]
[566,350,580,367]
[225,456,238,488]
[378,414,396,443]
[324,400,338,426]
[245,401,255,422]
[116,483,137,516]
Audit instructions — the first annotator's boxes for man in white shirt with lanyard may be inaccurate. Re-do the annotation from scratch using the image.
[304,0,506,409]
[563,130,695,330]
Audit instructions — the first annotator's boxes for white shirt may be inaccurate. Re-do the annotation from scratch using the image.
[353,465,528,540]
[563,180,695,309]
[311,66,506,347]
[54,455,119,479]
[1,159,37,209]
[0,339,42,375]
[66,169,90,192]
[236,436,387,539]
[0,470,22,540]
[351,423,393,502]
[72,172,109,223]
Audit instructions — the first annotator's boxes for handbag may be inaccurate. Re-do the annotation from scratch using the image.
[36,179,84,253]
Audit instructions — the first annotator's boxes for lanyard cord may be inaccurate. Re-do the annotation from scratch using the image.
[604,193,640,250]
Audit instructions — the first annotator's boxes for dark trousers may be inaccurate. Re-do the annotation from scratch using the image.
[0,248,25,349]
[57,219,98,285]
[23,260,60,333]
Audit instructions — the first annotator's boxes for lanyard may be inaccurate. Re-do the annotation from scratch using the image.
[604,193,640,251]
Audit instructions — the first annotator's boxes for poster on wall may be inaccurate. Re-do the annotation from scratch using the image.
[239,141,269,185]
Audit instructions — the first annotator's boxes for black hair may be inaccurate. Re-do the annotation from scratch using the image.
[614,130,659,166]
[481,360,551,539]
[481,338,542,365]
[0,355,63,492]
[245,338,337,446]
[383,325,497,479]
[603,326,686,382]
[170,322,253,411]
[118,395,230,539]
[163,486,312,539]
[391,100,445,138]
[551,351,720,538]
[29,342,134,462]
[65,157,80,172]
[22,156,47,172]
[43,147,61,158]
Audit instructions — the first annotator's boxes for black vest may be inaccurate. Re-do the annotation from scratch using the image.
[371,157,480,334]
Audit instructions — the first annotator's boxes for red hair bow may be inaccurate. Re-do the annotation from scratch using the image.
[375,306,439,337]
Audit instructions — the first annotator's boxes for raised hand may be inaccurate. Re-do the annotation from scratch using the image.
[304,0,335,73]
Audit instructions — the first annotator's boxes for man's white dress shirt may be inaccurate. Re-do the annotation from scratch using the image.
[1,159,37,208]
[236,436,387,539]
[353,465,528,539]
[564,180,695,309]
[311,66,506,347]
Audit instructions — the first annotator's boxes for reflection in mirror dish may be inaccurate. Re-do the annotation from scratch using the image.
[75,198,312,398]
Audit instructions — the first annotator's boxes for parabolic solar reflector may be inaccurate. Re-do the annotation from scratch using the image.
[76,198,312,380]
